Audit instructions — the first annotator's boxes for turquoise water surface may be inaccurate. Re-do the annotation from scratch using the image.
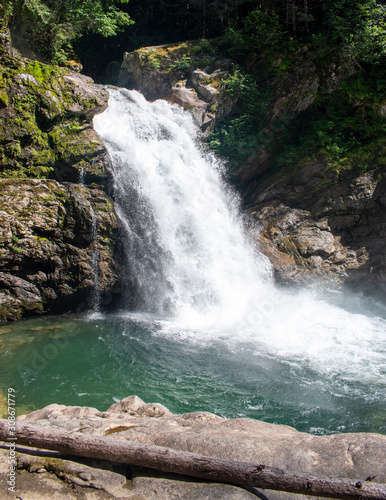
[1,309,385,436]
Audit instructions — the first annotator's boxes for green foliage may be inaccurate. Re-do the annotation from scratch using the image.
[271,68,386,177]
[340,66,386,103]
[221,67,251,99]
[222,66,273,114]
[352,1,386,63]
[222,7,286,60]
[208,66,274,171]
[241,7,286,51]
[191,38,215,56]
[214,1,386,67]
[318,0,386,64]
[209,114,260,171]
[169,54,194,72]
[210,59,386,177]
[6,0,133,64]
[0,55,104,180]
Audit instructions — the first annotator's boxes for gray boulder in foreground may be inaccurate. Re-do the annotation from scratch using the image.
[0,395,384,499]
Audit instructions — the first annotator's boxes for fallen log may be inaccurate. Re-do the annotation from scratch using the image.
[0,419,385,499]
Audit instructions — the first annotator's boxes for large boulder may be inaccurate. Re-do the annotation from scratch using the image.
[0,23,109,183]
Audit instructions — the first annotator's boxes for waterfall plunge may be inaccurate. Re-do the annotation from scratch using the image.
[94,88,272,330]
[94,88,386,390]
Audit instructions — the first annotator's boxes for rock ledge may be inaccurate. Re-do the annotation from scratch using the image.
[0,396,384,499]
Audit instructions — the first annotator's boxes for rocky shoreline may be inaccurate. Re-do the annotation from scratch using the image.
[0,395,385,499]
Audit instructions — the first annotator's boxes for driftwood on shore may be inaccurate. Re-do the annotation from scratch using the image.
[0,419,385,499]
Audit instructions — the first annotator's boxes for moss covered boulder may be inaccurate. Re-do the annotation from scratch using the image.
[0,20,109,183]
[0,18,123,321]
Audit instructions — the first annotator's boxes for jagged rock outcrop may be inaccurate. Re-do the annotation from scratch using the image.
[0,61,109,182]
[1,396,384,500]
[242,159,386,296]
[118,42,236,134]
[264,51,356,123]
[0,8,112,183]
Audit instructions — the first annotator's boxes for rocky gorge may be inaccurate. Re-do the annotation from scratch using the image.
[117,41,386,298]
[0,17,121,321]
[0,11,386,500]
[1,10,385,320]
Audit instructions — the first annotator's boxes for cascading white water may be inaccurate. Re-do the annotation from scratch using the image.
[94,88,272,327]
[93,88,386,392]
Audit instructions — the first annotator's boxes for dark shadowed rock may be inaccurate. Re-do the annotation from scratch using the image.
[245,162,386,296]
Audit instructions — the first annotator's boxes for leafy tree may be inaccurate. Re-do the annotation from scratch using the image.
[4,0,133,63]
[321,0,386,64]
[241,6,286,49]
[232,0,386,63]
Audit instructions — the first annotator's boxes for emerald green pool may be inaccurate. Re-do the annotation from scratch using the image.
[1,308,385,436]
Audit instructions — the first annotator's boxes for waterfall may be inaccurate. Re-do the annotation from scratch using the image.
[1,87,383,436]
[93,88,272,329]
[93,88,386,389]
[90,204,101,312]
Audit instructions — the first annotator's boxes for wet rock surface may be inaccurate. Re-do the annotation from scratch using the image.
[0,50,109,182]
[0,21,122,321]
[0,179,120,321]
[116,41,386,298]
[1,396,384,500]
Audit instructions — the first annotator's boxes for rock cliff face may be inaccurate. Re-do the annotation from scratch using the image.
[118,42,386,299]
[0,179,119,321]
[243,161,386,296]
[0,42,109,181]
[1,396,384,500]
[0,20,121,321]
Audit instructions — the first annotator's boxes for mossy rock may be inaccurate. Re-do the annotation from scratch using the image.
[0,41,108,182]
[118,39,231,101]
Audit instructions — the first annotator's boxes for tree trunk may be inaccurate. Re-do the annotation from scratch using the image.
[286,0,290,29]
[1,420,385,499]
[292,0,296,34]
[202,0,206,38]
[304,0,309,32]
